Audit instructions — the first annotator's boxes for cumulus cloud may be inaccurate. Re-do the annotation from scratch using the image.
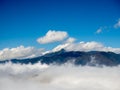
[53,40,120,53]
[0,63,120,90]
[114,19,120,29]
[52,37,75,52]
[65,37,76,43]
[37,30,68,44]
[95,28,102,34]
[0,46,44,61]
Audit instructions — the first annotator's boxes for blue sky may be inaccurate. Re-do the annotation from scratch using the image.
[0,0,120,50]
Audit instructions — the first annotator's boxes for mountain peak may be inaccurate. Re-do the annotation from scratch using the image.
[57,48,66,53]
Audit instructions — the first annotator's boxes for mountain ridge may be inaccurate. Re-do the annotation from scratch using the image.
[0,49,120,66]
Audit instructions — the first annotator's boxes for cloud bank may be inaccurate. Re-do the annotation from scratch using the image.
[0,46,44,61]
[37,30,68,44]
[53,40,120,53]
[0,62,120,90]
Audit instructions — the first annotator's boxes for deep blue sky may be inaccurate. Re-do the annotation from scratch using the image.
[0,0,120,50]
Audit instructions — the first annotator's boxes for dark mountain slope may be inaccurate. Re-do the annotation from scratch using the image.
[0,49,120,66]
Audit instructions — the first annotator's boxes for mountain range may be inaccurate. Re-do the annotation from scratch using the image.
[0,49,120,66]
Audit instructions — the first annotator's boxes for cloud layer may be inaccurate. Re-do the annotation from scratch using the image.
[37,30,68,44]
[53,39,120,53]
[0,62,120,90]
[0,46,44,61]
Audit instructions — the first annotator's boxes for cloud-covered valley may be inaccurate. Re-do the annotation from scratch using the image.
[0,62,120,90]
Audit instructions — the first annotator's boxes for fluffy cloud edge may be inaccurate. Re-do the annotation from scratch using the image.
[53,40,120,54]
[0,46,44,61]
[37,30,68,44]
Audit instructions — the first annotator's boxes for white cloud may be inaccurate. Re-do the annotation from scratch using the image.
[95,28,102,34]
[53,40,120,53]
[37,30,68,44]
[52,37,75,52]
[52,43,69,52]
[65,37,76,43]
[114,19,120,29]
[0,46,44,61]
[0,63,120,90]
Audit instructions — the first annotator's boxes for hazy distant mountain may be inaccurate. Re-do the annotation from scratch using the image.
[0,49,120,66]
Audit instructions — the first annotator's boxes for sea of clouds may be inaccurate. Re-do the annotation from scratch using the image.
[0,62,120,90]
